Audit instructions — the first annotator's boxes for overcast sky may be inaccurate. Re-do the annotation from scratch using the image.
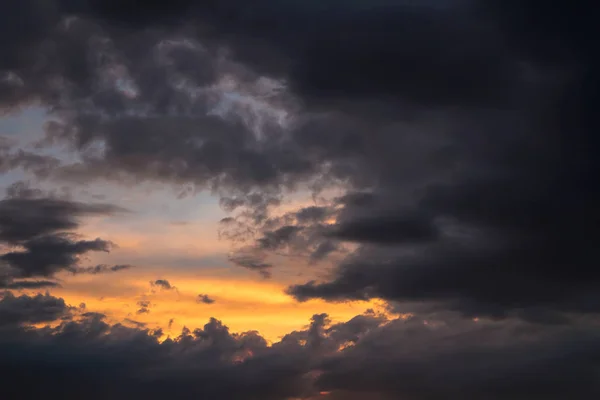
[0,1,596,399]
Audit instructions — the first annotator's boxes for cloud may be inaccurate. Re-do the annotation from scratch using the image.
[228,252,273,279]
[136,300,151,314]
[0,292,599,399]
[0,279,60,290]
[327,213,440,245]
[0,143,61,178]
[196,294,215,304]
[1,234,112,278]
[0,2,596,398]
[73,264,134,275]
[0,194,130,283]
[0,196,125,244]
[0,291,70,327]
[0,0,587,320]
[151,279,175,291]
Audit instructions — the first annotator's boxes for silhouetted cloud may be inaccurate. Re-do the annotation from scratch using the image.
[73,264,134,275]
[1,235,112,278]
[196,294,215,304]
[0,291,70,327]
[136,300,151,315]
[0,197,124,244]
[228,252,272,279]
[0,292,599,399]
[0,1,596,398]
[0,194,130,283]
[151,279,176,291]
[0,279,60,290]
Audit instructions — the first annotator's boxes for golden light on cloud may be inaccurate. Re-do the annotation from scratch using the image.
[26,190,383,342]
[46,268,385,342]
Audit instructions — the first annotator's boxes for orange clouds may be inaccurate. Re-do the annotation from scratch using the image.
[15,187,379,341]
[46,267,386,341]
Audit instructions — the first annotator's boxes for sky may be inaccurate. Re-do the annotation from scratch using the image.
[0,1,596,399]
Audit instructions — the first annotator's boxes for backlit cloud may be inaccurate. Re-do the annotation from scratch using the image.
[0,1,595,399]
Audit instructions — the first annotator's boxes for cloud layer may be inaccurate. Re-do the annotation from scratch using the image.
[1,292,599,400]
[0,1,596,399]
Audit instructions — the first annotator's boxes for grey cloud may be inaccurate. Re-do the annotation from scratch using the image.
[0,196,125,244]
[313,314,600,400]
[0,279,60,290]
[136,300,151,314]
[327,213,440,245]
[257,226,302,251]
[0,140,62,178]
[309,241,338,263]
[152,279,174,290]
[73,264,134,275]
[0,3,597,398]
[0,291,70,327]
[0,292,599,399]
[1,235,112,278]
[295,206,330,224]
[1,0,595,322]
[197,294,215,304]
[0,194,130,283]
[4,180,45,199]
[228,252,273,279]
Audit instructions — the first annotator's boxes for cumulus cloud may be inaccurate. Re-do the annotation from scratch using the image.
[0,292,599,399]
[0,291,70,327]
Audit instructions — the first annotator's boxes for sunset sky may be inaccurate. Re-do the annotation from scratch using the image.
[0,1,596,399]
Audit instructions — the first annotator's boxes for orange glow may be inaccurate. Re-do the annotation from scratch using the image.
[16,196,388,342]
[43,268,386,342]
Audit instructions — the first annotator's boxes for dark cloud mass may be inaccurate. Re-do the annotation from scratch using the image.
[0,194,131,286]
[0,197,123,244]
[0,292,70,327]
[0,0,597,399]
[1,293,599,399]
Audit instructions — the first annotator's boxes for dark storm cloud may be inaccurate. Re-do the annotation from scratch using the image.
[0,291,70,327]
[328,213,440,245]
[68,1,519,107]
[1,0,596,319]
[0,197,124,244]
[257,225,302,250]
[0,2,597,398]
[0,292,599,399]
[2,0,537,193]
[0,194,130,281]
[313,314,600,400]
[1,235,112,278]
